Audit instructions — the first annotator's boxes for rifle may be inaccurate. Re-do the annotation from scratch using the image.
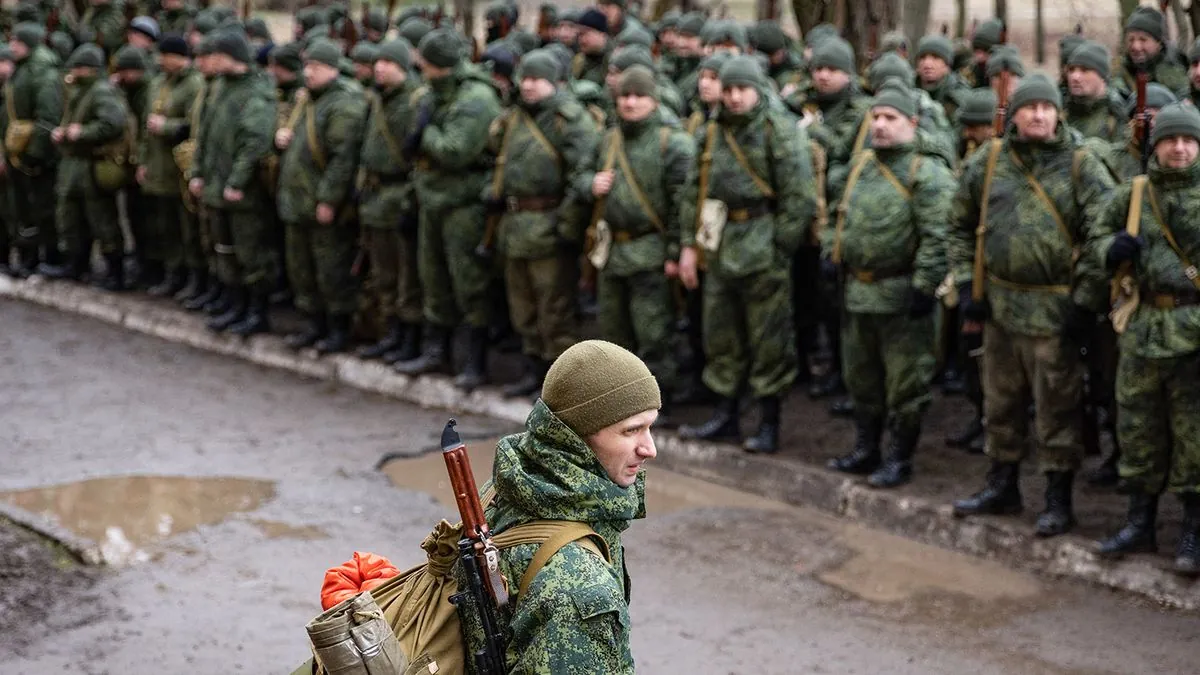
[441,420,508,675]
[432,1,445,28]
[1160,0,1171,41]
[1136,70,1150,174]
[343,1,359,49]
[46,6,60,44]
[239,0,252,21]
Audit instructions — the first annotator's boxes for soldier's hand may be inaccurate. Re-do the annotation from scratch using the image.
[664,260,679,279]
[317,203,335,225]
[592,171,613,197]
[223,187,244,203]
[146,114,166,134]
[66,123,83,142]
[188,178,204,197]
[135,166,147,185]
[1105,232,1143,270]
[800,109,820,129]
[275,128,293,150]
[51,126,65,144]
[679,246,700,290]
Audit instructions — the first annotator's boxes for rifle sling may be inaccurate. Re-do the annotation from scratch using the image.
[368,90,405,167]
[722,126,775,198]
[1145,181,1200,291]
[588,130,620,230]
[612,127,667,233]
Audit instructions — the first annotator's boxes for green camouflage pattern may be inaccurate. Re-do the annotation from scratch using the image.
[490,91,599,260]
[824,143,954,314]
[1116,350,1200,494]
[77,3,127,58]
[1096,158,1200,359]
[591,108,694,276]
[789,85,872,168]
[54,74,125,258]
[699,263,797,398]
[285,217,358,314]
[982,324,1084,473]
[358,81,427,229]
[457,399,643,675]
[571,50,609,87]
[505,253,578,361]
[137,67,203,196]
[1090,134,1143,182]
[4,44,62,255]
[842,311,936,429]
[956,60,988,90]
[155,6,195,35]
[277,76,366,223]
[670,54,701,90]
[947,124,1116,336]
[194,69,275,212]
[766,51,805,92]
[1113,52,1189,102]
[597,268,679,393]
[918,72,970,121]
[362,227,423,323]
[1064,91,1128,141]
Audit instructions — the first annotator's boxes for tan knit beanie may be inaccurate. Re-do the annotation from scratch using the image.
[542,340,661,438]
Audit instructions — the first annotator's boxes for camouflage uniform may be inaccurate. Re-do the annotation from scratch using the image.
[1064,90,1128,141]
[77,0,126,59]
[805,86,873,169]
[1112,51,1189,103]
[115,50,154,283]
[919,72,969,122]
[591,106,694,398]
[489,87,597,384]
[459,400,642,674]
[156,5,195,36]
[571,46,610,87]
[5,41,61,271]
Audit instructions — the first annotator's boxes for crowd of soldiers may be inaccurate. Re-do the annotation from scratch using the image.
[0,0,1198,574]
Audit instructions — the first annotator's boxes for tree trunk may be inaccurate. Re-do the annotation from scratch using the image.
[995,0,1007,25]
[791,0,828,36]
[1170,0,1191,47]
[1189,0,1200,47]
[901,0,931,58]
[1035,0,1045,63]
[1119,0,1139,37]
[955,0,966,37]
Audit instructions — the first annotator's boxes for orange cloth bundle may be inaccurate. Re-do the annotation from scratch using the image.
[320,551,402,610]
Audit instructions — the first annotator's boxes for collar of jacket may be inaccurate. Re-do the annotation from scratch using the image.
[1150,155,1200,189]
[1007,120,1071,162]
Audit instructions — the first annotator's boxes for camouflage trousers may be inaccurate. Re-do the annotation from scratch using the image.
[285,218,357,315]
[56,190,122,258]
[126,184,152,264]
[6,168,56,256]
[701,266,797,399]
[180,199,206,272]
[212,209,280,293]
[842,311,936,430]
[598,267,678,393]
[418,204,491,329]
[506,252,577,362]
[362,226,423,323]
[1116,351,1200,495]
[982,323,1084,473]
[142,195,189,272]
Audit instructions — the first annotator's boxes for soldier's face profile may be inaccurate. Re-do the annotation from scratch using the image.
[721,84,759,115]
[373,60,406,87]
[697,70,721,104]
[1156,135,1200,169]
[519,77,555,104]
[303,62,339,90]
[917,54,949,84]
[1066,66,1105,98]
[586,409,659,488]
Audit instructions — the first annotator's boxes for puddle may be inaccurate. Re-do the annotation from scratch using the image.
[0,475,276,565]
[247,519,328,541]
[380,438,782,515]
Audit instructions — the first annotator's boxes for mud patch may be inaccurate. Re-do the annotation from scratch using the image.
[0,475,276,565]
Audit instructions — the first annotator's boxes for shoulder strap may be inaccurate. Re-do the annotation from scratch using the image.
[721,126,776,198]
[491,111,520,199]
[4,80,16,123]
[694,120,719,233]
[850,110,871,156]
[1126,176,1147,238]
[369,91,405,166]
[1008,146,1074,247]
[808,139,829,243]
[518,108,562,164]
[1145,182,1200,291]
[614,128,665,233]
[830,150,873,264]
[872,155,912,200]
[588,129,621,230]
[971,139,1004,301]
[303,96,325,171]
[493,520,612,599]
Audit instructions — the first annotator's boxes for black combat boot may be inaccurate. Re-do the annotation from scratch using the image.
[395,325,450,375]
[12,248,37,278]
[678,397,741,442]
[357,316,405,360]
[807,371,844,399]
[183,278,221,311]
[148,267,187,298]
[314,314,352,354]
[226,288,271,336]
[382,322,421,364]
[502,354,548,398]
[1097,492,1159,558]
[743,396,781,454]
[206,285,247,332]
[37,252,84,280]
[953,461,1023,517]
[204,282,233,315]
[946,415,984,449]
[868,424,920,489]
[92,253,126,291]
[827,414,883,474]
[454,326,490,391]
[285,313,328,350]
[1175,495,1200,577]
[135,259,164,290]
[828,398,855,417]
[1035,471,1076,537]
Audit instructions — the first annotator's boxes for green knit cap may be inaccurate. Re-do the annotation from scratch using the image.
[114,44,148,71]
[270,41,304,72]
[1067,41,1110,79]
[705,20,747,50]
[398,17,434,48]
[418,27,463,68]
[350,42,380,65]
[986,45,1025,77]
[880,30,908,55]
[610,45,654,72]
[916,34,953,65]
[867,51,913,92]
[65,43,104,70]
[304,38,342,68]
[615,27,654,49]
[1058,32,1086,67]
[376,39,411,69]
[872,77,918,119]
[12,22,45,50]
[699,50,731,75]
[617,64,657,99]
[972,18,1003,51]
[719,53,764,89]
[542,340,661,438]
[1128,82,1178,116]
[677,12,705,37]
[754,20,788,53]
[1009,73,1062,113]
[956,88,997,126]
[804,22,838,50]
[1151,102,1200,146]
[810,37,854,74]
[518,48,560,82]
[1125,6,1165,43]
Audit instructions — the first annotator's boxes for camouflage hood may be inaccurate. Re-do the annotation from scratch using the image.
[489,400,645,532]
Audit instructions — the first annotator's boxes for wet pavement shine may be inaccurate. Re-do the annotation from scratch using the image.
[1,299,1198,674]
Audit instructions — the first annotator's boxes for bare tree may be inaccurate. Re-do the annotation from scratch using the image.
[1035,0,1045,63]
[791,0,828,36]
[956,0,967,37]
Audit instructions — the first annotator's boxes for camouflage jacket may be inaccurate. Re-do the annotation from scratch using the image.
[459,399,642,675]
[767,51,805,92]
[823,141,955,314]
[194,69,275,211]
[136,67,202,196]
[413,63,502,213]
[119,77,149,147]
[277,76,366,222]
[918,73,970,121]
[4,45,61,169]
[488,90,599,259]
[670,54,701,91]
[358,79,428,229]
[800,85,872,170]
[957,59,989,90]
[571,49,609,87]
[1064,91,1128,141]
[600,74,685,126]
[588,107,695,276]
[155,6,194,35]
[1113,52,1189,102]
[1092,134,1147,183]
[77,3,126,58]
[679,101,818,278]
[55,74,126,193]
[948,124,1116,336]
[1097,158,1200,358]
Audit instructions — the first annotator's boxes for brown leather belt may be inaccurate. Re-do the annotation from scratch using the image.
[848,268,911,283]
[506,196,561,212]
[726,202,775,223]
[1147,290,1200,309]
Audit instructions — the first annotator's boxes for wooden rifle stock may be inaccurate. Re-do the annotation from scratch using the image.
[1136,71,1150,174]
[441,419,510,609]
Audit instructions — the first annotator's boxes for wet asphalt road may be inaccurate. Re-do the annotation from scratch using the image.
[1,299,1197,675]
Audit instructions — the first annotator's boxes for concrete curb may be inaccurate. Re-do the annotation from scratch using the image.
[0,501,104,566]
[3,275,1198,611]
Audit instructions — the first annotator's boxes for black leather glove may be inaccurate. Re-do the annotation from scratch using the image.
[484,196,506,215]
[820,257,840,283]
[403,101,434,157]
[1062,302,1097,346]
[959,283,990,322]
[909,291,937,319]
[1105,232,1143,270]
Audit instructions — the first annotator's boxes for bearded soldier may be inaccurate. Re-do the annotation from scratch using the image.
[355,40,428,365]
[677,55,817,454]
[949,75,1116,537]
[824,80,955,488]
[276,38,366,352]
[1094,103,1200,576]
[486,49,598,397]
